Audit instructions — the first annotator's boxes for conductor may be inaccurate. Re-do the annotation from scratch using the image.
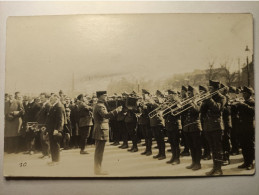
[93,91,122,175]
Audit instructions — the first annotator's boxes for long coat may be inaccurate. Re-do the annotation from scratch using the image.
[78,101,93,127]
[5,100,24,137]
[92,100,118,141]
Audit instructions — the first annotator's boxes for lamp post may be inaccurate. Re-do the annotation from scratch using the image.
[245,45,250,86]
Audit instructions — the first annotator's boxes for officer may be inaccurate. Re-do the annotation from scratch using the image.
[201,80,226,176]
[235,86,255,170]
[92,91,122,175]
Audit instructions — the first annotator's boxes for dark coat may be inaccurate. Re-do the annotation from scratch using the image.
[237,97,255,130]
[92,100,118,141]
[201,93,226,131]
[37,102,51,124]
[164,114,182,131]
[5,100,24,137]
[46,101,65,134]
[78,101,93,127]
[148,103,164,127]
[181,103,201,132]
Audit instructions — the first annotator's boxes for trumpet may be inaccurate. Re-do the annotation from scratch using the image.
[229,97,245,105]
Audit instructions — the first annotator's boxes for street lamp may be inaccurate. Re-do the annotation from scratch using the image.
[245,45,250,86]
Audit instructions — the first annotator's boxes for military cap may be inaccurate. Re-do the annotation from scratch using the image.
[229,86,237,93]
[168,89,177,95]
[242,86,254,95]
[96,91,107,98]
[199,85,208,92]
[181,86,187,92]
[187,85,194,92]
[209,80,220,89]
[131,91,137,95]
[142,89,150,95]
[156,90,164,97]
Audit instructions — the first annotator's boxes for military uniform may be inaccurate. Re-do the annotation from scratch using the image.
[236,87,255,169]
[125,108,138,152]
[92,98,119,174]
[201,81,226,176]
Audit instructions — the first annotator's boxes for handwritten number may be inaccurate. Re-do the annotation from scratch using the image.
[19,162,27,167]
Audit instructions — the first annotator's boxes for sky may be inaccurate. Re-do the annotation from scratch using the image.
[5,13,253,94]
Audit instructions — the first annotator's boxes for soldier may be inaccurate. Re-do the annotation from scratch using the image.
[199,85,211,160]
[221,84,231,166]
[70,98,80,149]
[164,90,181,165]
[182,86,202,170]
[77,94,93,154]
[138,99,152,156]
[229,87,240,155]
[235,86,255,170]
[125,97,138,153]
[149,98,166,160]
[180,86,190,157]
[46,94,65,166]
[117,96,128,149]
[201,80,226,176]
[92,91,122,175]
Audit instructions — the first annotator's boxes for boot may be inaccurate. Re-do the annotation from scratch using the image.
[153,153,161,159]
[186,162,195,169]
[192,163,201,170]
[206,168,222,176]
[145,151,152,156]
[131,147,138,153]
[141,150,147,155]
[128,146,134,152]
[166,157,175,164]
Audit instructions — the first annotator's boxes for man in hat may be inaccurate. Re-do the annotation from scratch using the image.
[182,85,202,170]
[93,91,122,175]
[234,86,255,170]
[228,86,240,155]
[164,89,182,165]
[201,80,226,176]
[46,93,65,166]
[199,85,211,161]
[180,86,190,157]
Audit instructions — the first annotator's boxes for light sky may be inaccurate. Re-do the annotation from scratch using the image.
[5,13,253,94]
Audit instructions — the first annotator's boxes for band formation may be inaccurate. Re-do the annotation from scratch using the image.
[4,80,255,176]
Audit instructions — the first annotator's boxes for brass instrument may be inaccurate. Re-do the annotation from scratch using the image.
[229,97,245,105]
[148,100,177,118]
[171,87,227,116]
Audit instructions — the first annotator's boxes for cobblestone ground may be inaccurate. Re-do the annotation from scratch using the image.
[3,141,255,177]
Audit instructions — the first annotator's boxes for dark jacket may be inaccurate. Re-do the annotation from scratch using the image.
[78,101,93,127]
[46,101,65,133]
[237,97,255,129]
[182,103,201,132]
[148,103,164,127]
[37,102,51,124]
[164,113,182,131]
[201,93,226,131]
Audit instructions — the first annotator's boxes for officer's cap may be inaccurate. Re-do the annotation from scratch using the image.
[229,86,237,93]
[168,89,177,95]
[181,86,187,92]
[142,89,150,95]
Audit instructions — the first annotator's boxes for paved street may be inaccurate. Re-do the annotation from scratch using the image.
[3,141,254,177]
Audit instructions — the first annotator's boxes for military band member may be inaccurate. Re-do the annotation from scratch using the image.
[235,86,255,170]
[221,84,231,166]
[138,100,152,156]
[77,94,93,154]
[229,87,240,155]
[201,80,226,176]
[182,86,202,170]
[199,85,212,160]
[125,105,138,152]
[93,91,122,175]
[149,99,166,160]
[46,94,65,166]
[180,86,191,156]
[164,90,181,165]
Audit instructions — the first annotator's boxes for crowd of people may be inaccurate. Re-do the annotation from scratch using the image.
[4,79,255,176]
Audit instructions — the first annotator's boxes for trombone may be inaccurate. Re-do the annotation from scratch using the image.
[171,86,228,116]
[148,100,177,118]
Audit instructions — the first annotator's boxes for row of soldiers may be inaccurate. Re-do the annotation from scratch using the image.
[4,80,255,175]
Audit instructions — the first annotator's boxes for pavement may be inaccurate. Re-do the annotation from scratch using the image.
[3,141,255,178]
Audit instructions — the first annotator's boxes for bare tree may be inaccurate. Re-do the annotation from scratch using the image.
[220,60,238,86]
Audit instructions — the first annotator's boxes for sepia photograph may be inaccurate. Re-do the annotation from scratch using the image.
[3,13,255,178]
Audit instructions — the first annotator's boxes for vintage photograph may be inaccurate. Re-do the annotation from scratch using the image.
[3,13,255,177]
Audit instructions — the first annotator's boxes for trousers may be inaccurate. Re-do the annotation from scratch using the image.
[94,140,106,173]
